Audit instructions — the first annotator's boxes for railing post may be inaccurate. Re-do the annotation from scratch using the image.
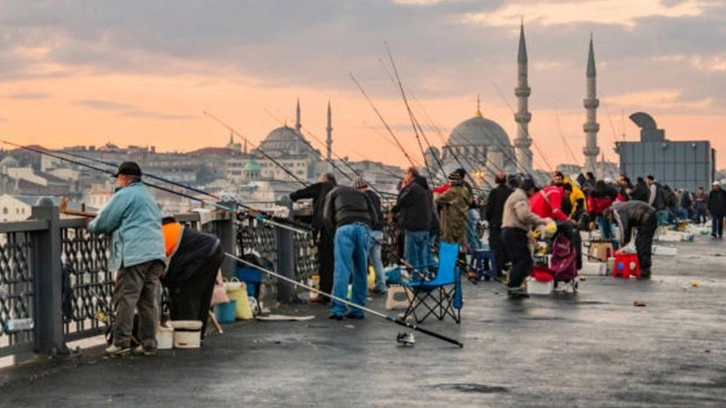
[31,198,67,356]
[215,202,236,278]
[276,195,295,302]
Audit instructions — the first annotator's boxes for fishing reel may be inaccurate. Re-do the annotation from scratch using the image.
[396,332,415,346]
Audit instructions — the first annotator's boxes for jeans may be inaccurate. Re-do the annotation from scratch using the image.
[426,233,438,274]
[712,214,725,238]
[466,209,481,251]
[368,230,386,292]
[404,230,429,280]
[331,223,370,317]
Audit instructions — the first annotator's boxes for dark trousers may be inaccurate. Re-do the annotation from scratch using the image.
[488,225,508,277]
[113,260,164,349]
[502,228,532,289]
[712,214,725,238]
[317,226,335,300]
[635,216,657,271]
[169,245,224,338]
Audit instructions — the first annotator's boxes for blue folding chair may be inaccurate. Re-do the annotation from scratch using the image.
[402,241,462,324]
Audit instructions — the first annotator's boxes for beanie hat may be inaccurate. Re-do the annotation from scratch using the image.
[352,177,368,189]
[520,178,536,191]
[448,171,463,182]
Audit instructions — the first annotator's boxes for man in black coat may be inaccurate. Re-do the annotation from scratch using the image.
[392,167,431,278]
[485,172,512,278]
[161,217,224,340]
[290,173,337,302]
[707,181,726,239]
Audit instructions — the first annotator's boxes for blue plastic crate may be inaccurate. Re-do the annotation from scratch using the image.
[236,267,262,297]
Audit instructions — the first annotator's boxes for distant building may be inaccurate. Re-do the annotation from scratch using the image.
[616,112,715,191]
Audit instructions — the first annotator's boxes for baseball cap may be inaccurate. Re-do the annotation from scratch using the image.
[113,161,142,177]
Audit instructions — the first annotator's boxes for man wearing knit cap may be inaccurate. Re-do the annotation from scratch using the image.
[353,177,386,294]
[501,178,552,298]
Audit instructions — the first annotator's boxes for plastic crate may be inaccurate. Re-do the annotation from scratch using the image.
[235,267,262,297]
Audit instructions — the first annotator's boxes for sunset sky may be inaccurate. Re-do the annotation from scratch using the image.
[0,0,724,170]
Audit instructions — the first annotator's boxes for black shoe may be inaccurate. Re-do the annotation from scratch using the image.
[507,288,529,299]
[345,312,365,319]
[328,314,343,321]
[711,233,718,239]
[640,268,651,279]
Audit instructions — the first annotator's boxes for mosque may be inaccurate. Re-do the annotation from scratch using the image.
[424,24,603,188]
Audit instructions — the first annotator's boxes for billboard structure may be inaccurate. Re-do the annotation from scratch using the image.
[615,112,715,192]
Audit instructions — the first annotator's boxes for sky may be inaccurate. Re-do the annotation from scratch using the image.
[0,0,724,170]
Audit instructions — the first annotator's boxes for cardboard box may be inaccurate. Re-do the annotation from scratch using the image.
[385,285,413,310]
[588,242,614,262]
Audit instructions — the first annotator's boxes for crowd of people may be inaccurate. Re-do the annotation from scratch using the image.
[94,160,726,354]
[293,167,726,308]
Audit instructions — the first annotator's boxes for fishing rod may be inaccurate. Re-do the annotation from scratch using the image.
[362,122,424,168]
[262,107,397,199]
[383,44,438,185]
[1,139,309,235]
[203,111,310,188]
[407,99,495,191]
[226,252,463,347]
[554,114,580,165]
[261,107,355,182]
[54,146,239,208]
[350,73,417,169]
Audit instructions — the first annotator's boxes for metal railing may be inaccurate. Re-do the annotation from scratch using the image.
[0,197,318,361]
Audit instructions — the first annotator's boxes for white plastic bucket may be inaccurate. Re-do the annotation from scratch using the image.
[156,326,174,350]
[170,320,202,348]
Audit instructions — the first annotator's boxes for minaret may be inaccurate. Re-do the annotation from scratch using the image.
[514,21,533,174]
[326,101,333,164]
[295,98,302,133]
[582,34,600,174]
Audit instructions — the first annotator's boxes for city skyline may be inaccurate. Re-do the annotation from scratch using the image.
[0,0,724,170]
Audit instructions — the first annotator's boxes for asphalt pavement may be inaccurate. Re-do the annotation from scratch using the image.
[1,233,725,407]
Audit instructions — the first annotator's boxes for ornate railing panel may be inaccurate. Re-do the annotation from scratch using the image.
[0,231,35,357]
[59,219,112,342]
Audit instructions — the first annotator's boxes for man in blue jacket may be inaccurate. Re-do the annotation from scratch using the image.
[88,162,166,356]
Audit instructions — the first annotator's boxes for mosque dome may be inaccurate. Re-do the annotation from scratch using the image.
[447,116,512,151]
[243,158,261,172]
[438,106,517,179]
[0,155,19,168]
[259,126,311,157]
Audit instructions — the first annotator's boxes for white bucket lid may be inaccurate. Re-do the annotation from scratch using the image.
[170,320,202,330]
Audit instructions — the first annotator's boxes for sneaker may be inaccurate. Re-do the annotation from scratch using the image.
[345,312,365,319]
[133,345,157,356]
[711,233,718,239]
[371,288,387,296]
[328,313,344,321]
[105,344,130,356]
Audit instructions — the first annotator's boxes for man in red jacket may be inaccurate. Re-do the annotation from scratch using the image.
[529,185,569,222]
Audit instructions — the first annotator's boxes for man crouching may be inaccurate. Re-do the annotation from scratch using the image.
[603,201,658,279]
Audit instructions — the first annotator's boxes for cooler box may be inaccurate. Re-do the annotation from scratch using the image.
[235,267,262,297]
